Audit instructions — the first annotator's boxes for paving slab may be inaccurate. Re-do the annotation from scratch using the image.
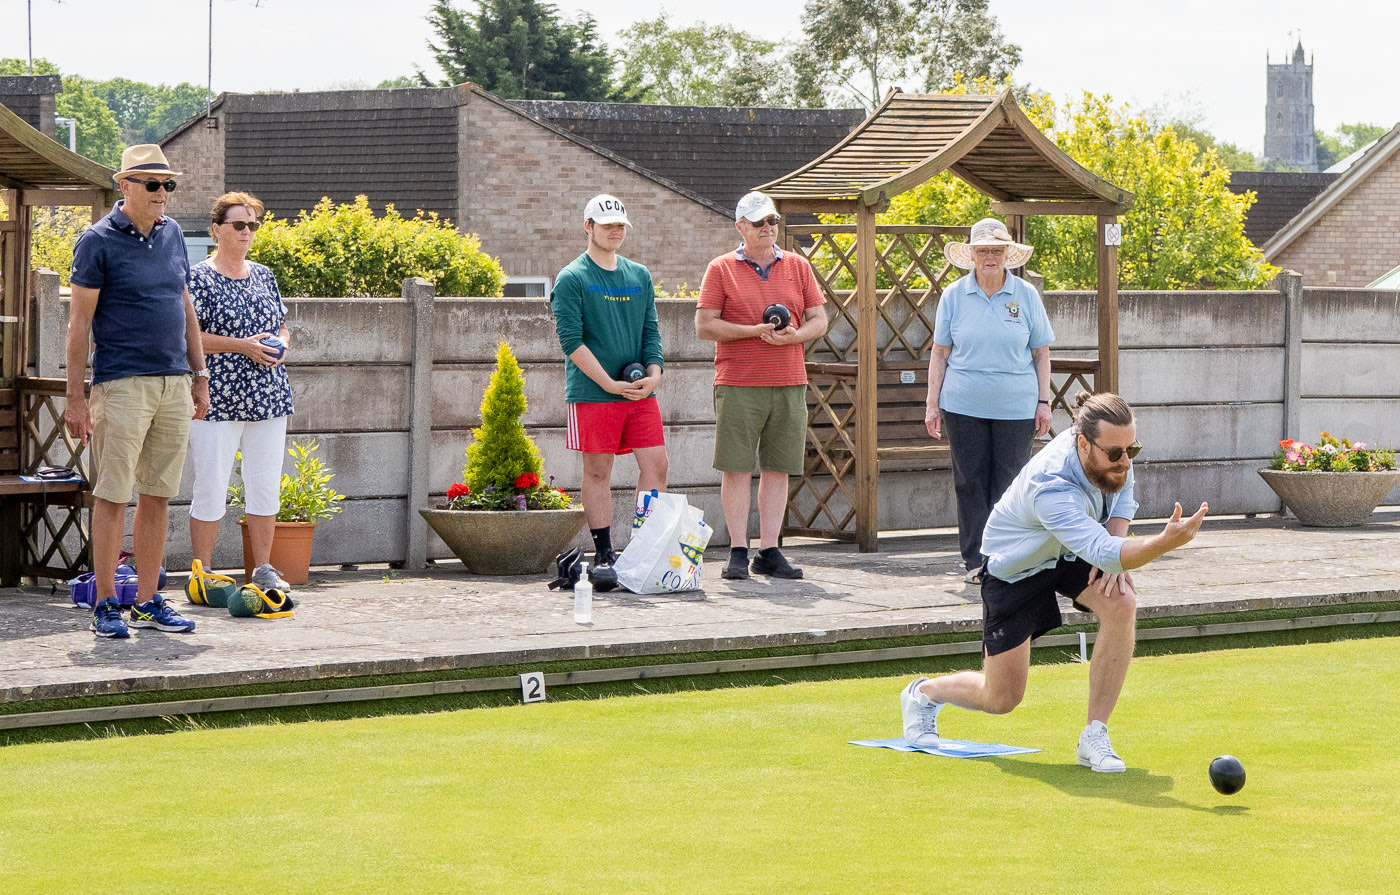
[1,512,1398,703]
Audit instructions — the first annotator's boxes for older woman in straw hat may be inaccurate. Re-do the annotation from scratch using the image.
[926,218,1054,584]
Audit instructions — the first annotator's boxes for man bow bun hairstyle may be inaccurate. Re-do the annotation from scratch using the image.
[1072,391,1134,440]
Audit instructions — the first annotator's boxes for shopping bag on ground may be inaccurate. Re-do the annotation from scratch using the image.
[614,491,712,594]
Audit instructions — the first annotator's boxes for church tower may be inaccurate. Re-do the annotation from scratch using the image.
[1265,41,1317,171]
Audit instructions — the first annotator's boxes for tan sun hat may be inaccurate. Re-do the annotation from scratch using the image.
[112,144,183,183]
[944,218,1033,270]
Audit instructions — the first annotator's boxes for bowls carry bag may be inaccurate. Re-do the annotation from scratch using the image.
[185,559,240,609]
[229,584,296,618]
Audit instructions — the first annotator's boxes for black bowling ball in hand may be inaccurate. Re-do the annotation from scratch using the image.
[1209,755,1246,795]
[763,303,792,331]
[620,363,647,382]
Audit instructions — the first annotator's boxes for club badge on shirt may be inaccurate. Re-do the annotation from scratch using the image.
[1004,301,1021,319]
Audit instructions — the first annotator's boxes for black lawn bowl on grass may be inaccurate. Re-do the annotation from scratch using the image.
[1210,754,1247,795]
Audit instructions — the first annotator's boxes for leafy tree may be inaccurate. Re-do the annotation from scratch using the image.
[619,14,805,107]
[248,196,506,297]
[798,0,1020,109]
[873,89,1277,289]
[1314,122,1391,170]
[377,75,420,89]
[425,0,637,101]
[28,206,91,286]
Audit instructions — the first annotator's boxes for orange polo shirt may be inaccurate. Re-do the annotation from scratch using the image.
[697,248,826,387]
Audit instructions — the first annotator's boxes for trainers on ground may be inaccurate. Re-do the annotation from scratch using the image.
[129,594,196,634]
[721,549,750,580]
[752,548,803,579]
[964,567,983,585]
[91,598,130,639]
[900,677,943,747]
[592,548,618,569]
[1077,720,1127,773]
[251,563,291,592]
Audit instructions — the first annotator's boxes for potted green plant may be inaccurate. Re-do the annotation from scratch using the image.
[1259,432,1398,526]
[419,342,584,575]
[231,439,345,584]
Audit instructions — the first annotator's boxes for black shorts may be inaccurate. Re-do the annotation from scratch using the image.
[980,558,1094,657]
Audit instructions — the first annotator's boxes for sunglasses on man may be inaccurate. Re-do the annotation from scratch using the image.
[746,215,781,227]
[1088,438,1142,462]
[127,178,178,192]
[218,220,261,232]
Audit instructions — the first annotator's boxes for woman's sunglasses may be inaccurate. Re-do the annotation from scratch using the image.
[219,220,261,232]
[1089,438,1142,462]
[127,178,178,192]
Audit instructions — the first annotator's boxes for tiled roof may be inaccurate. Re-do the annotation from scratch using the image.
[511,99,865,211]
[1227,172,1339,246]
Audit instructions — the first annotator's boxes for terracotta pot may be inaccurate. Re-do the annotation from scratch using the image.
[1258,468,1400,527]
[239,519,318,585]
[419,507,586,575]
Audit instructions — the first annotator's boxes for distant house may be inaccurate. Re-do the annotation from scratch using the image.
[0,75,61,139]
[1261,124,1400,286]
[1226,172,1337,247]
[159,86,862,293]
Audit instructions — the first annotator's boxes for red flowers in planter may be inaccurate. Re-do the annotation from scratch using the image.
[514,473,540,489]
[446,483,470,499]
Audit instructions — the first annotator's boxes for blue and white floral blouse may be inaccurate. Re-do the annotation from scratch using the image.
[188,260,295,422]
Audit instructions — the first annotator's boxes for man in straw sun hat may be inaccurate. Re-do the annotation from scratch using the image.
[925,217,1055,586]
[65,144,207,638]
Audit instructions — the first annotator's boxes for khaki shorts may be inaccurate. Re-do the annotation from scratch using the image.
[89,375,194,503]
[712,384,808,475]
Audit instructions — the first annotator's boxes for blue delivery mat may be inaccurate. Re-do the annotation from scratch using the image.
[849,737,1041,759]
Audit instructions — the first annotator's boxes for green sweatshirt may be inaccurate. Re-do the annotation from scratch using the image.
[550,252,664,404]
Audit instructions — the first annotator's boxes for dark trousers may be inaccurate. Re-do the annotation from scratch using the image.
[942,410,1036,570]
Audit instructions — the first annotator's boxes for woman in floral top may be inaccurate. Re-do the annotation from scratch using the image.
[186,191,295,591]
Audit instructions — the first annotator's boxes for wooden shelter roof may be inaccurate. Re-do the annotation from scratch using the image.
[756,90,1132,213]
[0,100,115,191]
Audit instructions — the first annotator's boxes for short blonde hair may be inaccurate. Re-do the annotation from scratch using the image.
[210,191,265,225]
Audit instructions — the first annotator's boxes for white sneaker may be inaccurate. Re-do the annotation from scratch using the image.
[1077,721,1127,772]
[899,677,944,747]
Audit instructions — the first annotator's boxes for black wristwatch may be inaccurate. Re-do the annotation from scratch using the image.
[1037,399,1050,405]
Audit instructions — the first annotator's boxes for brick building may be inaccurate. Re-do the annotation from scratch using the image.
[159,85,862,292]
[1263,124,1400,286]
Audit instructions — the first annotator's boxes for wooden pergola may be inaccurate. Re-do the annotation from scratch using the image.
[755,89,1134,551]
[1,100,117,584]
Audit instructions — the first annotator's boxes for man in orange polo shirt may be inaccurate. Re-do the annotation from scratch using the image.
[696,191,828,580]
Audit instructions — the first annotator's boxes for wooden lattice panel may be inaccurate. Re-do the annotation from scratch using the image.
[19,380,89,579]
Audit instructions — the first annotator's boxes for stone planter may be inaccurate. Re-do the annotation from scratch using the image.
[1258,468,1400,527]
[420,507,586,575]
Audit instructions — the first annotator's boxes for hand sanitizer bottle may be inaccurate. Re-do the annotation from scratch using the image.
[573,562,593,624]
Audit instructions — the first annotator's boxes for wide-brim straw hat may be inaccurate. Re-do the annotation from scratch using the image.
[944,218,1033,270]
[112,144,183,182]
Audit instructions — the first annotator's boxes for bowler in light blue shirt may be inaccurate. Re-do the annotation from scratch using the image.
[900,393,1209,773]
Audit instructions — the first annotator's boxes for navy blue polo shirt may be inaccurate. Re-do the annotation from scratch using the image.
[70,201,191,385]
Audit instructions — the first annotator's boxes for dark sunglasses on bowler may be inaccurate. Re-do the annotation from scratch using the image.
[219,220,261,232]
[1089,438,1142,462]
[126,178,178,193]
[747,215,781,227]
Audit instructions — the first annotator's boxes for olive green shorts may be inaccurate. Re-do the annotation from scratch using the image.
[712,384,808,475]
[89,374,194,503]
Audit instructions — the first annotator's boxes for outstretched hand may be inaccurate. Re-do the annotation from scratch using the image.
[1159,501,1209,550]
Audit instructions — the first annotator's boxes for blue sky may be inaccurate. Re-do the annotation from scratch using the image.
[4,0,1395,154]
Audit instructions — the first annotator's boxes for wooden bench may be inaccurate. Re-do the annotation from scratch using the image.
[0,382,90,586]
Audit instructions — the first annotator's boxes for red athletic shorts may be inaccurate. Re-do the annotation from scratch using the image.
[566,397,665,455]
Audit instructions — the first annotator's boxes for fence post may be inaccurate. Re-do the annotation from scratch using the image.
[403,277,436,570]
[30,268,63,378]
[1274,269,1303,440]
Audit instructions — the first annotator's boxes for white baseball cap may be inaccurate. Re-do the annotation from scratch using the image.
[735,191,779,223]
[584,194,631,226]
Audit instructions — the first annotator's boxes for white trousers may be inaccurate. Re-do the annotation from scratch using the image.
[187,416,289,521]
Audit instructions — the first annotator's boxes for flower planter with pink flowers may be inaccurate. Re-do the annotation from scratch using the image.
[1260,433,1399,527]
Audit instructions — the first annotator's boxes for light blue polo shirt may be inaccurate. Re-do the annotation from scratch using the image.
[933,272,1054,420]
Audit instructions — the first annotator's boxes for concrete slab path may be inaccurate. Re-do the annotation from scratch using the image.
[3,512,1398,703]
